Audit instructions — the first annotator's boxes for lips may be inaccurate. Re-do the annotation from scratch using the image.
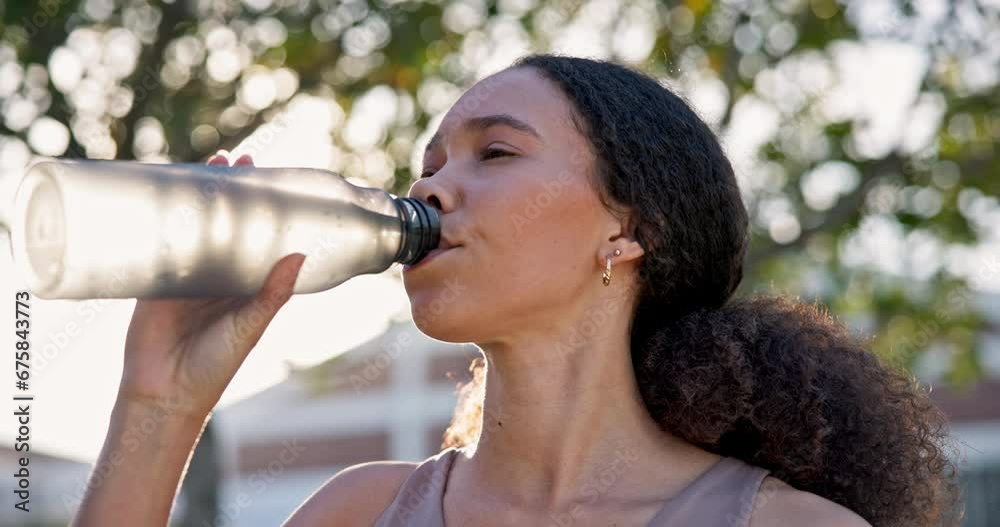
[404,247,453,271]
[437,235,459,251]
[404,236,461,271]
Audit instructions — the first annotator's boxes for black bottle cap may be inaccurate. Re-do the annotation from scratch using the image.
[393,197,441,265]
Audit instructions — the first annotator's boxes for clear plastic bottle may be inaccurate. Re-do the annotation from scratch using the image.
[10,160,439,299]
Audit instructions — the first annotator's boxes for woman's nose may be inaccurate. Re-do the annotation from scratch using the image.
[408,177,457,214]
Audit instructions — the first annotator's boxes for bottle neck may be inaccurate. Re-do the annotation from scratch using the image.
[392,197,440,265]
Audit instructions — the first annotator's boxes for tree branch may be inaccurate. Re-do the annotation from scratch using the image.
[116,0,189,160]
[745,153,904,271]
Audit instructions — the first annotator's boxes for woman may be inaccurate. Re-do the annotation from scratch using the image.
[74,55,960,526]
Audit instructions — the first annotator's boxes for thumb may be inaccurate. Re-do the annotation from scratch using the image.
[227,253,306,354]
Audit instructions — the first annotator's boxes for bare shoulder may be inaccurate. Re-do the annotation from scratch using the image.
[282,460,418,527]
[749,476,871,527]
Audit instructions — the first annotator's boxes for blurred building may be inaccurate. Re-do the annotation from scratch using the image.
[0,447,90,527]
[207,318,478,526]
[933,376,1000,527]
[919,292,1000,526]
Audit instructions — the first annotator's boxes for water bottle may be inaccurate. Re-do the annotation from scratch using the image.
[10,160,439,299]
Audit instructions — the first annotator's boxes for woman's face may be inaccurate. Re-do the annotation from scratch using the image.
[402,67,622,344]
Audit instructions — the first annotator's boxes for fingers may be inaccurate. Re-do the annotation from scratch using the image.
[205,150,255,166]
[226,253,307,355]
[256,253,306,311]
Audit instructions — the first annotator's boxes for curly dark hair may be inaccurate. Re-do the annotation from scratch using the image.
[439,54,962,526]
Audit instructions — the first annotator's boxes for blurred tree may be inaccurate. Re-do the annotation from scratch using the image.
[1,0,997,388]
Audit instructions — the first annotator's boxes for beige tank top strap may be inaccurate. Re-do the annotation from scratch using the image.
[646,456,770,527]
[373,447,458,527]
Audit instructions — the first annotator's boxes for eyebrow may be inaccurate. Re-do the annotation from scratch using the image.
[424,114,542,155]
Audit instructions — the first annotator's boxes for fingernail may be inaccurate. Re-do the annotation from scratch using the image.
[285,256,306,296]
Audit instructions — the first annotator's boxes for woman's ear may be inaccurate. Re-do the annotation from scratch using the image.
[600,239,644,267]
[620,239,645,261]
[602,213,644,264]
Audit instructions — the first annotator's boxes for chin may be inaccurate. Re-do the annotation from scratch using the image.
[405,295,475,343]
[404,270,496,342]
[409,305,467,343]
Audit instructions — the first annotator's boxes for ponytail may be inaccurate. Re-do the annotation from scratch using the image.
[632,295,962,526]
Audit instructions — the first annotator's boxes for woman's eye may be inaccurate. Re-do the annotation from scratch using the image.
[421,148,512,177]
[480,147,514,161]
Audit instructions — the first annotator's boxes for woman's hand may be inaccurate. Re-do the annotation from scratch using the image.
[118,152,306,420]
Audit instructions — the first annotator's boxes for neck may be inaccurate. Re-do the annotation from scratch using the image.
[460,292,715,510]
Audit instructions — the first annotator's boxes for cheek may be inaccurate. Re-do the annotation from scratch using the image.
[483,181,598,295]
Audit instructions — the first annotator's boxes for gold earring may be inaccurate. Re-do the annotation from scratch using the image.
[603,249,621,286]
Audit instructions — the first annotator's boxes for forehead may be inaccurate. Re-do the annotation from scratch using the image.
[435,67,575,140]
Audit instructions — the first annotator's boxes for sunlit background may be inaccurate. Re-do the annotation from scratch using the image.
[1,0,999,525]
